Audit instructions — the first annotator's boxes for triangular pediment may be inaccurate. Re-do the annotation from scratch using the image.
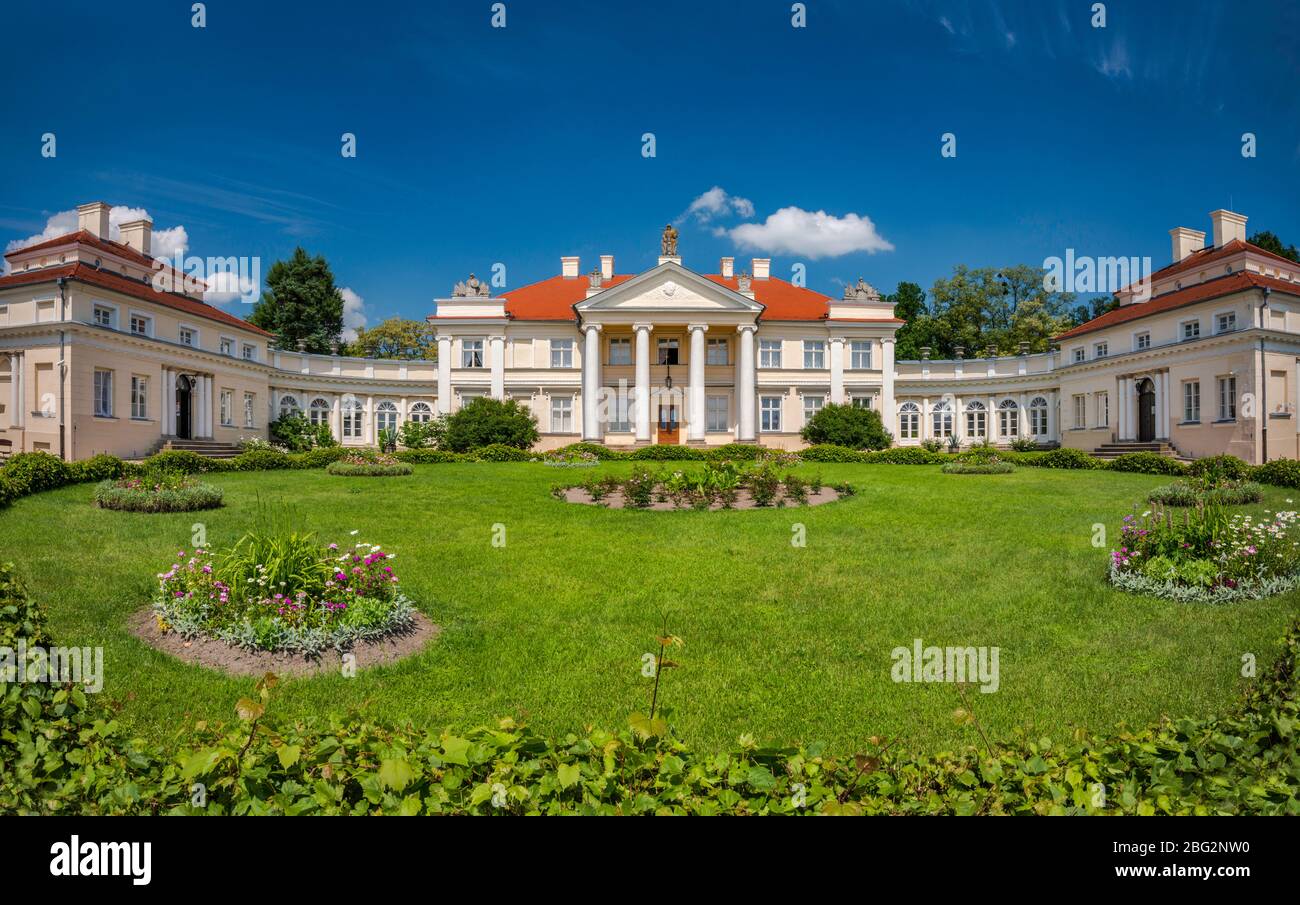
[574,261,763,313]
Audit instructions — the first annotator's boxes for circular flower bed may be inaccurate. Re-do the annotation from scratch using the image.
[326,452,413,477]
[941,462,1014,474]
[555,460,853,510]
[1109,503,1300,601]
[1147,477,1263,507]
[542,449,600,468]
[153,529,417,653]
[95,472,223,512]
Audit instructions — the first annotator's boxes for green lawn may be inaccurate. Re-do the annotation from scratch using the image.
[3,462,1298,754]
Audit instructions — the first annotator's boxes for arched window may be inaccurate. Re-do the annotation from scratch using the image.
[278,394,301,419]
[931,400,953,438]
[376,400,399,435]
[342,398,364,440]
[408,401,433,423]
[308,397,331,427]
[1029,396,1048,437]
[998,398,1019,438]
[898,402,920,440]
[964,400,987,439]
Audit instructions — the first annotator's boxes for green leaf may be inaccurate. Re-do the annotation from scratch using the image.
[556,763,581,789]
[378,758,414,792]
[277,744,302,769]
[182,748,223,780]
[440,736,471,767]
[235,698,265,722]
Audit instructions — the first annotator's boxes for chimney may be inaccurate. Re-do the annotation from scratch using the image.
[720,256,734,279]
[600,255,614,281]
[119,218,153,257]
[1209,209,1247,248]
[1170,227,1205,264]
[76,201,111,239]
[561,256,580,278]
[751,257,770,280]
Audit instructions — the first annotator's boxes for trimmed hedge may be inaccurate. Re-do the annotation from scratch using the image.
[941,462,1015,475]
[326,460,414,477]
[549,442,628,461]
[628,444,706,461]
[1190,454,1252,482]
[1017,447,1099,470]
[702,443,765,462]
[468,443,534,462]
[799,444,864,463]
[1105,452,1188,476]
[393,448,467,464]
[863,447,946,465]
[1252,458,1300,488]
[1,562,1298,815]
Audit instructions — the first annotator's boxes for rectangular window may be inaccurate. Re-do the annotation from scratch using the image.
[965,405,986,439]
[1181,320,1201,341]
[850,340,872,369]
[1217,376,1237,421]
[462,339,484,368]
[759,339,782,368]
[851,395,873,409]
[1094,342,1108,358]
[1183,380,1201,423]
[706,395,728,432]
[656,338,679,365]
[608,337,631,365]
[898,406,919,439]
[1135,332,1151,350]
[1072,394,1086,429]
[551,396,573,433]
[179,327,196,347]
[93,304,114,328]
[1216,311,1237,334]
[242,343,257,361]
[550,339,573,368]
[244,392,255,428]
[130,314,151,336]
[220,337,234,356]
[760,396,782,432]
[802,394,824,425]
[803,340,825,369]
[608,390,631,432]
[706,338,728,365]
[130,375,148,420]
[1072,347,1085,363]
[1097,391,1109,427]
[93,369,113,417]
[220,390,233,427]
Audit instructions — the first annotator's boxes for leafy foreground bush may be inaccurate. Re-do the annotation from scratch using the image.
[326,453,413,477]
[799,403,892,450]
[94,473,224,513]
[1,561,1298,814]
[442,397,539,453]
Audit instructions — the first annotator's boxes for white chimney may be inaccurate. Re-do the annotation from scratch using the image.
[1209,209,1248,248]
[751,258,770,280]
[561,256,580,278]
[600,255,614,281]
[76,201,111,239]
[720,256,734,279]
[119,218,153,256]
[1170,227,1205,264]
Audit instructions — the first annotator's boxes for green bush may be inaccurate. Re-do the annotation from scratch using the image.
[1106,452,1187,476]
[799,403,892,450]
[227,448,294,471]
[2,451,72,493]
[393,448,466,464]
[861,447,945,465]
[1147,480,1264,507]
[269,413,336,452]
[703,444,765,462]
[295,445,352,469]
[628,444,705,461]
[799,444,864,463]
[1189,454,1252,483]
[143,449,218,474]
[399,416,447,450]
[443,397,540,453]
[326,459,414,477]
[1252,459,1300,488]
[70,453,129,482]
[1022,447,1099,470]
[468,443,534,462]
[549,442,627,461]
[941,462,1015,474]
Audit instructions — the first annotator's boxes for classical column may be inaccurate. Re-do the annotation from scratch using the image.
[202,377,213,438]
[9,353,23,429]
[1157,371,1169,439]
[829,336,845,404]
[490,334,505,400]
[736,325,757,441]
[366,394,375,444]
[687,324,708,442]
[1122,378,1135,441]
[634,323,652,442]
[581,324,602,441]
[161,369,172,434]
[1018,392,1028,439]
[880,338,896,435]
[436,334,452,415]
[332,396,343,441]
[1048,390,1058,441]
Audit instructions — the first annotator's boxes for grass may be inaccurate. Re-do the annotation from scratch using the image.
[3,462,1298,754]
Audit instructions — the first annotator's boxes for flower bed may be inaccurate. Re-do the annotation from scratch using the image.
[1109,502,1300,601]
[153,528,417,653]
[326,453,413,477]
[555,460,852,510]
[541,449,599,468]
[1147,478,1263,507]
[94,472,224,512]
[941,462,1014,474]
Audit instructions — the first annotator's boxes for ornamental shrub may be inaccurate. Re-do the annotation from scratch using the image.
[393,448,466,464]
[703,443,765,462]
[469,443,534,462]
[269,414,336,452]
[1253,458,1300,488]
[1106,452,1187,476]
[326,453,414,477]
[799,444,864,463]
[70,453,129,483]
[550,442,626,461]
[296,445,352,469]
[442,397,540,452]
[862,447,945,465]
[228,448,294,471]
[628,444,704,461]
[1187,454,1251,484]
[1,451,72,494]
[398,415,447,450]
[143,449,218,474]
[799,403,892,450]
[1024,447,1099,470]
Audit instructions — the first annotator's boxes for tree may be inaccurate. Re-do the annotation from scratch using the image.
[1248,231,1299,263]
[927,264,1076,357]
[800,403,892,450]
[886,282,939,361]
[249,248,345,354]
[1068,295,1119,327]
[443,397,540,452]
[347,318,437,360]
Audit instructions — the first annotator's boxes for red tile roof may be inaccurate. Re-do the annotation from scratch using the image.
[1140,239,1299,289]
[4,229,159,270]
[0,263,272,337]
[487,272,838,322]
[1054,271,1300,341]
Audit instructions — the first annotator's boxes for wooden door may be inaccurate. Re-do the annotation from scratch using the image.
[657,403,680,444]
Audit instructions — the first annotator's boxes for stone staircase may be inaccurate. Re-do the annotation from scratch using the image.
[1091,440,1188,462]
[151,437,244,460]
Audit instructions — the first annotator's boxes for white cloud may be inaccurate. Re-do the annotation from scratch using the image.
[340,287,367,342]
[679,186,755,224]
[724,207,894,260]
[939,16,955,34]
[4,204,189,264]
[1095,38,1132,80]
[203,269,258,307]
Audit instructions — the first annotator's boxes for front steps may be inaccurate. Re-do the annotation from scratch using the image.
[1091,440,1187,461]
[153,438,244,459]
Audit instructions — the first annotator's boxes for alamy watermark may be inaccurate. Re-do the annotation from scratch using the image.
[1043,249,1152,303]
[151,252,261,305]
[1,640,104,692]
[891,639,1000,693]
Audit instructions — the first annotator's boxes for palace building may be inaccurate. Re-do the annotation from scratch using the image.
[2,202,1299,463]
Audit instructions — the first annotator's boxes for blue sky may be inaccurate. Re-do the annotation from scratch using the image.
[1,0,1296,332]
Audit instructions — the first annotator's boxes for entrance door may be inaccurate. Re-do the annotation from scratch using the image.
[1137,378,1156,442]
[657,403,680,444]
[175,375,193,439]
